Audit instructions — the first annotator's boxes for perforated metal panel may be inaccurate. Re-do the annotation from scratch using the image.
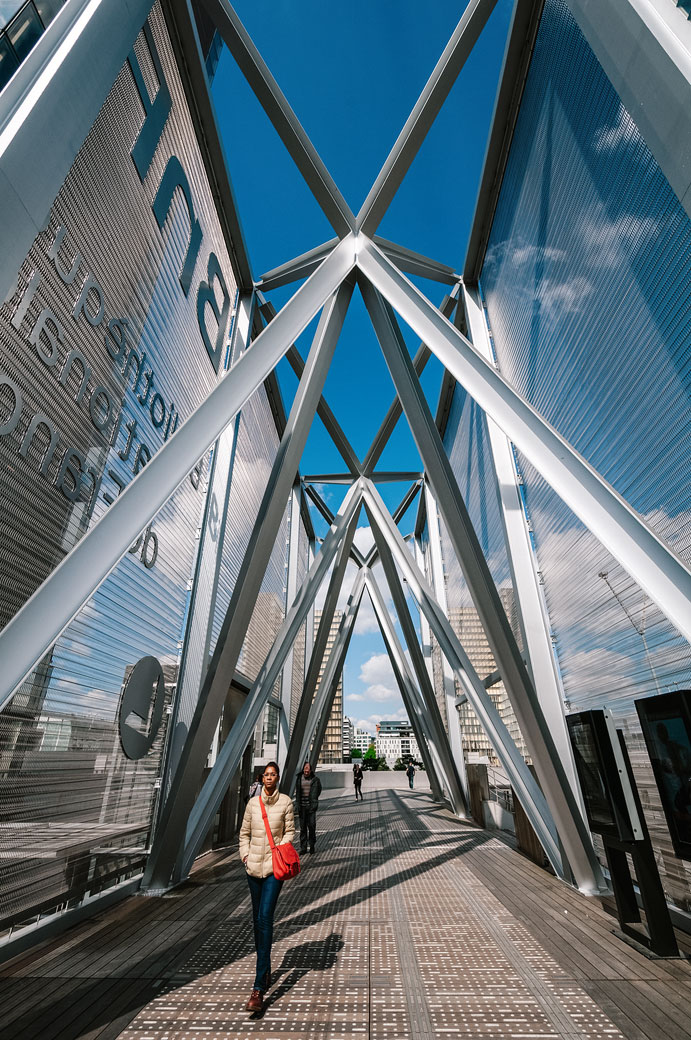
[208,387,290,687]
[479,0,691,908]
[0,2,238,933]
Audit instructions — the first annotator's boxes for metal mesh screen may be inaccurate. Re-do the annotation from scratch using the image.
[480,0,691,908]
[208,386,290,686]
[0,2,238,935]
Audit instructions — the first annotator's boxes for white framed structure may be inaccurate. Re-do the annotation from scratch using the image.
[1,0,691,956]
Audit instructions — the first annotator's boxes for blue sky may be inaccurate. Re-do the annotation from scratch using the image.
[212,0,515,735]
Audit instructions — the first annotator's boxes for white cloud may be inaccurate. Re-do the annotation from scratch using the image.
[353,587,396,635]
[539,275,593,321]
[358,652,396,688]
[593,103,644,154]
[355,708,410,735]
[355,718,377,735]
[366,684,398,702]
[314,559,360,612]
[353,527,374,555]
[346,693,365,702]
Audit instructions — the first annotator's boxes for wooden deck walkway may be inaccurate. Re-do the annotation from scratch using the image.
[1,773,690,1039]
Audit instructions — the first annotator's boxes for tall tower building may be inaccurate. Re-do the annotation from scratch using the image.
[313,610,344,764]
[449,589,529,764]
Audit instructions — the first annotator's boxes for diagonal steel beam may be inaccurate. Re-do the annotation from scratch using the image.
[259,239,338,292]
[301,485,366,568]
[0,236,356,713]
[356,0,500,235]
[201,0,355,236]
[367,530,468,816]
[307,570,367,771]
[360,285,603,894]
[258,296,362,474]
[303,472,422,484]
[362,479,565,881]
[362,481,422,569]
[179,485,363,877]
[280,499,360,792]
[373,236,459,285]
[357,237,691,648]
[364,573,448,805]
[143,279,354,890]
[362,288,460,474]
[260,235,457,291]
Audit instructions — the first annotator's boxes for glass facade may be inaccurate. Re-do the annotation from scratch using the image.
[476,0,691,908]
[438,386,528,763]
[0,3,239,935]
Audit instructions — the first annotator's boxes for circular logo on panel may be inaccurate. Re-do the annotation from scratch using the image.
[118,656,166,760]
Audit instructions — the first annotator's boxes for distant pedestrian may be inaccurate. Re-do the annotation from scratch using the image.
[353,762,364,801]
[406,761,415,789]
[248,768,263,799]
[239,762,294,1014]
[294,761,322,854]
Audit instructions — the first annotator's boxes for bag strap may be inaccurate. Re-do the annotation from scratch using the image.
[259,796,277,850]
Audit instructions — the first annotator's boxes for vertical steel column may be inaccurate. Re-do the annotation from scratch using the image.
[463,285,584,808]
[277,484,303,770]
[280,500,360,792]
[364,574,447,804]
[143,281,354,890]
[421,486,468,794]
[367,530,468,815]
[304,571,367,772]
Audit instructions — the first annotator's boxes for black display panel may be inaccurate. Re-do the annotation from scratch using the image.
[636,691,691,860]
[566,710,638,842]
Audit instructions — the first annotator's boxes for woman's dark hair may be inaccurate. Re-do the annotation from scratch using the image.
[263,761,280,777]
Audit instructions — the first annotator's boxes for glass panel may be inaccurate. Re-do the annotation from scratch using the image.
[0,2,23,32]
[0,34,19,91]
[34,0,63,27]
[6,3,42,62]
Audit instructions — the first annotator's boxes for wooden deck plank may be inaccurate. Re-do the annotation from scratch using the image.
[470,842,681,983]
[1,780,689,1040]
[467,846,641,980]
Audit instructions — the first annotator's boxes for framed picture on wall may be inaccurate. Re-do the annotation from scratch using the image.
[636,690,691,860]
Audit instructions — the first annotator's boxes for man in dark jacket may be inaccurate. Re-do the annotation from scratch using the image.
[294,761,322,854]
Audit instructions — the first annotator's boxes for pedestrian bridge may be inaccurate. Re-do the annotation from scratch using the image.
[2,0,691,1029]
[2,775,690,1040]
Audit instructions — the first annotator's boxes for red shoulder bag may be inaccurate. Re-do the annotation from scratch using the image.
[259,797,300,880]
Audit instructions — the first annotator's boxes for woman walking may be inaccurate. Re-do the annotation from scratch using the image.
[353,761,364,801]
[239,761,294,1013]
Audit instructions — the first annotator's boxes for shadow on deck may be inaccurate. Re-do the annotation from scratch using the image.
[1,774,690,1039]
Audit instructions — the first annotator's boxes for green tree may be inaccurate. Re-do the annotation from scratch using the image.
[363,744,378,769]
[393,757,406,771]
[350,748,363,759]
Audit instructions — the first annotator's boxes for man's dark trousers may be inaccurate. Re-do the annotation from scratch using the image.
[299,808,316,853]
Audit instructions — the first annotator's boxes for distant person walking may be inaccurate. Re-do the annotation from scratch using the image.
[239,761,294,1014]
[295,761,322,854]
[353,762,364,801]
[406,761,415,790]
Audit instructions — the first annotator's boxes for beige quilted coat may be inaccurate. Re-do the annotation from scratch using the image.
[239,789,295,878]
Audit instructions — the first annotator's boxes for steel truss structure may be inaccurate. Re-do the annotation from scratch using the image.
[2,0,691,905]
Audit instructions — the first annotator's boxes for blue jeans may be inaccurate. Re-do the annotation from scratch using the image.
[247,873,283,991]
